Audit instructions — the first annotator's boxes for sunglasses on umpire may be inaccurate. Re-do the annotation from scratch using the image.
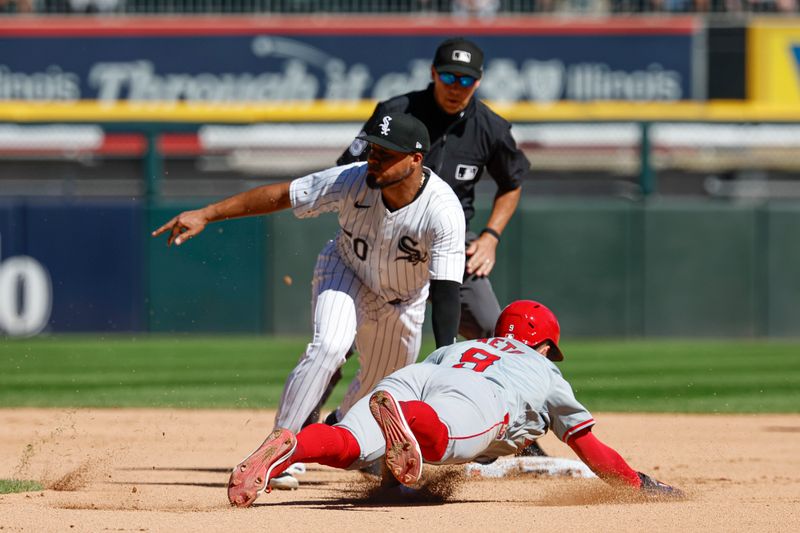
[437,71,478,88]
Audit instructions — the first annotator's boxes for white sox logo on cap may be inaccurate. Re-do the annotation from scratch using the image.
[380,116,392,136]
[452,50,472,63]
[358,112,430,154]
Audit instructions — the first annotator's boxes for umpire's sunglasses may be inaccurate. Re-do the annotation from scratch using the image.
[437,71,478,88]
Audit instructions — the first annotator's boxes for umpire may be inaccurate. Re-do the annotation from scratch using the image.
[338,37,529,340]
[307,37,539,457]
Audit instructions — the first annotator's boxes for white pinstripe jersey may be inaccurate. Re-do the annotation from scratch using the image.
[289,162,465,303]
[423,337,595,458]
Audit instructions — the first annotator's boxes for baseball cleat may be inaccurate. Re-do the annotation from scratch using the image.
[518,440,548,457]
[369,390,423,486]
[268,461,306,490]
[268,472,299,491]
[227,428,297,508]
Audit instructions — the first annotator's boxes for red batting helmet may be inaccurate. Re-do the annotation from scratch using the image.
[494,300,564,361]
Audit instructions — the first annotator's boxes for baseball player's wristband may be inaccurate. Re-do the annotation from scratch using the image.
[480,228,501,242]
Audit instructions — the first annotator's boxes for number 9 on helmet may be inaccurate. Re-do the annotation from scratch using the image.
[494,300,564,361]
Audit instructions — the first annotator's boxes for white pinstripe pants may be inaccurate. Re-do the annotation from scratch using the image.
[274,242,426,432]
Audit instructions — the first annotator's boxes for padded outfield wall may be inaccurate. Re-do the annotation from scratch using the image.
[3,199,799,337]
[145,201,800,338]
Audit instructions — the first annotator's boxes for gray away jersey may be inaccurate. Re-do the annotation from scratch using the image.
[289,162,466,303]
[423,337,595,458]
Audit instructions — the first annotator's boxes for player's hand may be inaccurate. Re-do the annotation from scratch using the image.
[151,208,210,246]
[465,233,499,277]
[637,472,684,499]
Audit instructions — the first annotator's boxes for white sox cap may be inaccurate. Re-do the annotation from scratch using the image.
[358,113,430,154]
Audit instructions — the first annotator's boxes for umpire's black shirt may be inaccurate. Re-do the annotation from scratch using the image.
[337,84,529,229]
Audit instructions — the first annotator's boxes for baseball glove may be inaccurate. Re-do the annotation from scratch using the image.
[637,472,684,499]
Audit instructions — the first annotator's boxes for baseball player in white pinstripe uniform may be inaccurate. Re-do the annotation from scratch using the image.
[153,113,466,487]
[279,114,465,429]
[227,300,683,508]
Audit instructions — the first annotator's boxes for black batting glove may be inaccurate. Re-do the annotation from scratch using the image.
[637,472,685,499]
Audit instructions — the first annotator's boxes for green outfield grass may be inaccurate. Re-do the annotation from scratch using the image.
[0,336,797,413]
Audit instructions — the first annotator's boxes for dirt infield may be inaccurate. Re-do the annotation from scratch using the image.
[1,408,798,532]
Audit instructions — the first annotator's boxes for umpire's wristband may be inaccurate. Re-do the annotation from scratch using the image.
[480,228,501,242]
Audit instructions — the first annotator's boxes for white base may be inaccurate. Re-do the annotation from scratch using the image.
[464,456,596,479]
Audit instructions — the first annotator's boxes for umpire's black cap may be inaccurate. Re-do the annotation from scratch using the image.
[358,113,430,154]
[433,37,484,79]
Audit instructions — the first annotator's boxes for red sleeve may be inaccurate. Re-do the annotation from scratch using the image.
[566,428,641,487]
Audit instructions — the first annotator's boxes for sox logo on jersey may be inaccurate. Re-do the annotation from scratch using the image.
[397,236,428,265]
[291,162,465,304]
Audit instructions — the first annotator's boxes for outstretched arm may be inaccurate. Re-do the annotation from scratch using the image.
[566,427,641,486]
[567,427,683,496]
[151,181,292,246]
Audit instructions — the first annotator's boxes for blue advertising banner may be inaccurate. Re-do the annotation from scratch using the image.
[0,17,698,104]
[0,200,144,335]
[0,201,52,336]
